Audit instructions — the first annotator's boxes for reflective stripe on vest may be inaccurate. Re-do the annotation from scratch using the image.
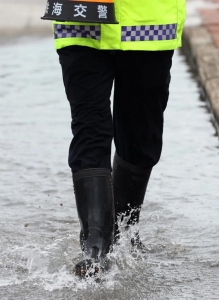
[121,24,177,41]
[54,23,177,42]
[54,24,101,40]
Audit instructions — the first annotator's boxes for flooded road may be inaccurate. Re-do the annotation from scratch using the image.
[0,37,219,299]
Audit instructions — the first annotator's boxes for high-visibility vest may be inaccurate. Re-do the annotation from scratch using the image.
[53,0,186,51]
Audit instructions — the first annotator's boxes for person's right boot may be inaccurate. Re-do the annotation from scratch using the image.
[112,153,152,249]
[73,168,114,277]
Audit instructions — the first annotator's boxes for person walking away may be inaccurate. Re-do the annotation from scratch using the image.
[52,0,186,276]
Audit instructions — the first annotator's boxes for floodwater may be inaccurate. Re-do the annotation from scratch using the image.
[0,37,219,299]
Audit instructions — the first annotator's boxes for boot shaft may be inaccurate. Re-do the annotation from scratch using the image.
[73,168,115,257]
[112,153,152,225]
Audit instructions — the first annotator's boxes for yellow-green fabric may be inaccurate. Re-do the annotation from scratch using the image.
[53,0,186,50]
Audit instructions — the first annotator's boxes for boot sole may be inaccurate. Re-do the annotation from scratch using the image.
[75,258,101,277]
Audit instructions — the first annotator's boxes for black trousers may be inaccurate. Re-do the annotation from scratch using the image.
[57,46,174,173]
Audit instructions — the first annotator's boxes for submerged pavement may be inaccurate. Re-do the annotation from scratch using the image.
[0,38,219,299]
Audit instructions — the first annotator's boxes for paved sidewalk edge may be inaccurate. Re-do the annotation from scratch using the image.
[182,26,219,127]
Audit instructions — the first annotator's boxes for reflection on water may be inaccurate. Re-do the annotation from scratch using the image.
[0,38,219,299]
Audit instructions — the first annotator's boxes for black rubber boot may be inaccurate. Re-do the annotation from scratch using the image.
[73,168,115,277]
[112,153,152,247]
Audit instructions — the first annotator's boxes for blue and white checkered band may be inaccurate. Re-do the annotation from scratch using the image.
[121,24,177,42]
[54,25,101,40]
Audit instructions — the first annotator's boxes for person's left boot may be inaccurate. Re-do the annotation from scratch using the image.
[73,168,115,277]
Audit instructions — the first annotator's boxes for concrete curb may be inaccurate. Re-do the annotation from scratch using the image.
[182,5,219,127]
